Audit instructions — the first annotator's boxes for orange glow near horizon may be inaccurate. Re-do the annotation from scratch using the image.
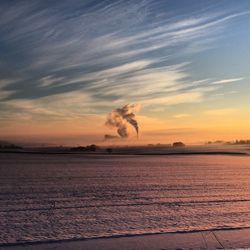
[1,109,250,146]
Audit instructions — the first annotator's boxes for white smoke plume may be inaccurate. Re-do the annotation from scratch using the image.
[105,104,140,138]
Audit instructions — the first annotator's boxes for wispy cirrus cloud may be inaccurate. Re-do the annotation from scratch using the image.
[212,78,244,84]
[0,0,248,121]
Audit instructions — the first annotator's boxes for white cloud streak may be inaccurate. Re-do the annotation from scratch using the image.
[212,78,244,84]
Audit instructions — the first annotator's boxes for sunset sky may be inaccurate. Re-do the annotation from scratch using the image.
[0,0,250,145]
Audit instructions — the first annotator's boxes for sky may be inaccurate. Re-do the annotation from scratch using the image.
[0,0,250,145]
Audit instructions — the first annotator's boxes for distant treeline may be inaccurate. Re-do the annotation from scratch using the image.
[70,144,98,152]
[147,142,185,147]
[234,140,250,145]
[206,140,250,145]
[0,142,22,149]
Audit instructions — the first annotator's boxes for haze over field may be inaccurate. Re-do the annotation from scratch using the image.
[0,0,250,144]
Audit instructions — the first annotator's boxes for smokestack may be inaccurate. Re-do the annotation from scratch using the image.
[105,104,140,139]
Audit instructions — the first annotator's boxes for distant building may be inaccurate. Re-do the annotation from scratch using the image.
[173,142,185,147]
